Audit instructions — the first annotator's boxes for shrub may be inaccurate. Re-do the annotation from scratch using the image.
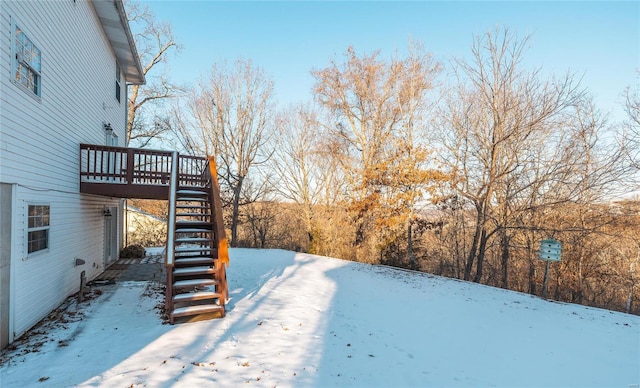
[120,244,146,258]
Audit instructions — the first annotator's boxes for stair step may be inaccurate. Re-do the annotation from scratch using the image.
[176,197,208,202]
[176,212,209,217]
[174,266,215,277]
[177,217,210,223]
[174,228,213,234]
[174,256,212,262]
[176,189,208,196]
[176,222,213,231]
[174,278,218,288]
[175,246,213,253]
[176,220,211,225]
[173,291,221,303]
[176,237,212,244]
[171,304,224,319]
[175,256,215,266]
[176,204,208,209]
[176,221,212,228]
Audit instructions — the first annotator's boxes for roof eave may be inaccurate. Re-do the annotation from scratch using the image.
[91,0,145,85]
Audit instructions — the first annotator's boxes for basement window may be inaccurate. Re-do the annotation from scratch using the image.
[27,205,50,254]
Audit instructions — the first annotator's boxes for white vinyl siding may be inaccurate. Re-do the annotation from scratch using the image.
[0,1,128,190]
[12,187,122,337]
[0,1,129,339]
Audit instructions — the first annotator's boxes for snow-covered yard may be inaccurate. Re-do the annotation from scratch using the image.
[1,248,638,387]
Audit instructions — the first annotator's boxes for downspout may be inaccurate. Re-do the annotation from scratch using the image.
[8,184,18,343]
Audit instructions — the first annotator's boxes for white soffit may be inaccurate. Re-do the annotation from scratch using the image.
[91,0,145,85]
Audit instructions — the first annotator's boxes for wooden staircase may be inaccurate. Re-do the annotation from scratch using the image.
[165,155,229,324]
[79,145,228,323]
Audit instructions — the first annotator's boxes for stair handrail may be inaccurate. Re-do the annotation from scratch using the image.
[166,151,179,267]
[165,151,179,313]
[207,157,229,267]
[207,156,230,302]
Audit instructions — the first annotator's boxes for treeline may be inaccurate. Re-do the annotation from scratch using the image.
[230,199,639,315]
[129,27,640,314]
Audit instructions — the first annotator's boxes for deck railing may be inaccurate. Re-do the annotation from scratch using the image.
[80,144,208,198]
[178,155,209,187]
[80,144,173,185]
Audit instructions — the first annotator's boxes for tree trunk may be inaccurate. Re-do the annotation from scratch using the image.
[259,229,267,248]
[464,221,482,281]
[528,256,537,295]
[304,204,315,253]
[407,219,416,267]
[525,234,537,294]
[354,217,365,246]
[500,229,510,289]
[626,284,634,313]
[577,251,584,304]
[454,231,462,278]
[251,220,258,248]
[473,228,488,283]
[230,176,244,247]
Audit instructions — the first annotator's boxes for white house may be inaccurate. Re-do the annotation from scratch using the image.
[0,0,144,348]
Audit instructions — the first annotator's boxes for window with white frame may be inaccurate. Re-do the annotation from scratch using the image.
[27,205,50,254]
[116,64,121,103]
[13,24,42,96]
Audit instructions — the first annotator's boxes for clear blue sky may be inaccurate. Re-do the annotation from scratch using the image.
[141,1,639,122]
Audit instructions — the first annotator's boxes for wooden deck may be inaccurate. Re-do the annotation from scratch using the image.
[79,144,207,199]
[80,144,229,323]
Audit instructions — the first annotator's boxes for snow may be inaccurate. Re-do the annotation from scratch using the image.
[1,248,638,387]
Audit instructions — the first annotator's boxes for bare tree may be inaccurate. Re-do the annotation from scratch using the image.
[244,201,278,248]
[270,104,323,251]
[124,0,183,147]
[312,42,442,261]
[186,58,275,247]
[622,73,640,170]
[437,27,588,283]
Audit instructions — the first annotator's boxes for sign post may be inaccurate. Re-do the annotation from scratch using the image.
[539,238,562,299]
